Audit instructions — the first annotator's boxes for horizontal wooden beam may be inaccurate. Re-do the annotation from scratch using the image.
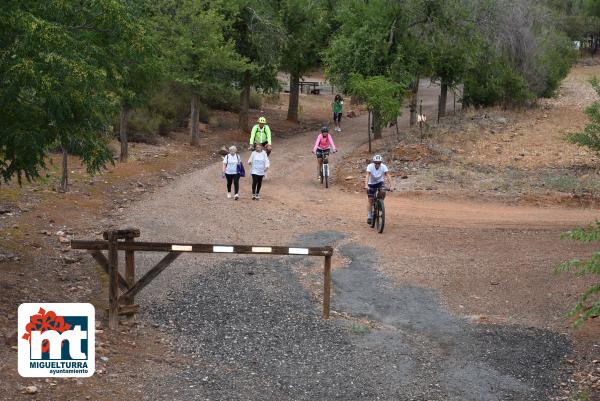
[72,240,333,257]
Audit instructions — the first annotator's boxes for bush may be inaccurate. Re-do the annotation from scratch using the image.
[116,82,190,140]
[537,34,578,98]
[556,222,600,327]
[463,55,532,108]
[200,87,262,112]
[249,91,262,110]
[567,78,600,154]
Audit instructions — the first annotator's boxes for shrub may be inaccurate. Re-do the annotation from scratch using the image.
[116,82,190,139]
[566,78,600,154]
[201,87,262,112]
[556,222,600,327]
[463,55,532,108]
[249,91,262,110]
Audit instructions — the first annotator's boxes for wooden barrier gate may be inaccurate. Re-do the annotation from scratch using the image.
[71,229,334,330]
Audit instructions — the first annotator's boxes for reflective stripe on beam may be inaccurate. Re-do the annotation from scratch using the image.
[252,247,272,253]
[172,245,192,252]
[213,246,234,253]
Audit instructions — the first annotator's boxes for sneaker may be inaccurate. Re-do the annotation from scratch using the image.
[234,194,239,200]
[367,213,373,225]
[256,194,260,200]
[227,193,231,199]
[252,194,256,200]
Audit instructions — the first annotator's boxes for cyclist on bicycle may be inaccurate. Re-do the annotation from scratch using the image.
[365,155,391,225]
[249,116,272,156]
[312,125,337,180]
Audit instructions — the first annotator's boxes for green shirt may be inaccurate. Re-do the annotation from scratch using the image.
[333,101,342,113]
[249,124,272,145]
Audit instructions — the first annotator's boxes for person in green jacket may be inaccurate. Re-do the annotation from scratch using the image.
[249,116,272,156]
[332,94,343,132]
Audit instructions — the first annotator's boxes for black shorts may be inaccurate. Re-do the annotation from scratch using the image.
[316,148,330,159]
[367,182,384,198]
[333,112,342,123]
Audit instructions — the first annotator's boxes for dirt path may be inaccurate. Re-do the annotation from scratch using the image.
[113,81,599,400]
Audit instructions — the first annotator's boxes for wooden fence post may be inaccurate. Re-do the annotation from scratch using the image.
[323,255,332,319]
[107,231,119,330]
[124,232,136,320]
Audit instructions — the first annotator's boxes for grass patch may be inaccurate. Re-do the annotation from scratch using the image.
[347,322,371,335]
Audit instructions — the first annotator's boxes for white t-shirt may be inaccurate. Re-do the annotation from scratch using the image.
[248,151,270,175]
[366,163,388,185]
[223,154,240,175]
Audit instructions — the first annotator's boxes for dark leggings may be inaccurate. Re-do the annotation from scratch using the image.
[252,174,264,194]
[225,173,240,194]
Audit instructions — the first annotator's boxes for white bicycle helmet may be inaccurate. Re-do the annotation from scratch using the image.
[372,155,384,162]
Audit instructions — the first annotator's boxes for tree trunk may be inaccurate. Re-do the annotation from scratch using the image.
[373,109,382,139]
[239,70,251,133]
[119,105,130,162]
[60,147,68,192]
[439,81,448,118]
[409,76,420,127]
[287,71,300,122]
[190,92,200,146]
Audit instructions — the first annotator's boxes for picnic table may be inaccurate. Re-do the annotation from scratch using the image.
[299,81,320,95]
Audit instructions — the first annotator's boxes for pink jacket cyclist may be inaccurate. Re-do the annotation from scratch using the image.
[312,126,337,180]
[312,130,337,153]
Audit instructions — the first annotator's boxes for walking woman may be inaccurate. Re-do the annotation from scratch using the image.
[222,145,242,200]
[248,143,270,200]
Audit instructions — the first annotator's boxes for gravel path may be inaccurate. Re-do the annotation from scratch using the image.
[141,232,570,401]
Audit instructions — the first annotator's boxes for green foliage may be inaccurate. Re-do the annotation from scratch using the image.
[348,74,404,126]
[567,78,600,154]
[537,34,578,98]
[113,2,164,109]
[121,83,263,139]
[0,0,140,182]
[279,0,328,77]
[463,53,532,108]
[324,0,401,88]
[556,222,600,327]
[158,0,249,94]
[201,87,262,112]
[227,1,282,92]
[117,83,190,137]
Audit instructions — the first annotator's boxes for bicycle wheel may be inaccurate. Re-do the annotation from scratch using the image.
[320,167,323,184]
[376,200,385,233]
[370,203,377,228]
[324,164,329,188]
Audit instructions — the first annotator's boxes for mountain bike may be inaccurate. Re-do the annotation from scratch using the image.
[319,149,335,188]
[370,187,391,233]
